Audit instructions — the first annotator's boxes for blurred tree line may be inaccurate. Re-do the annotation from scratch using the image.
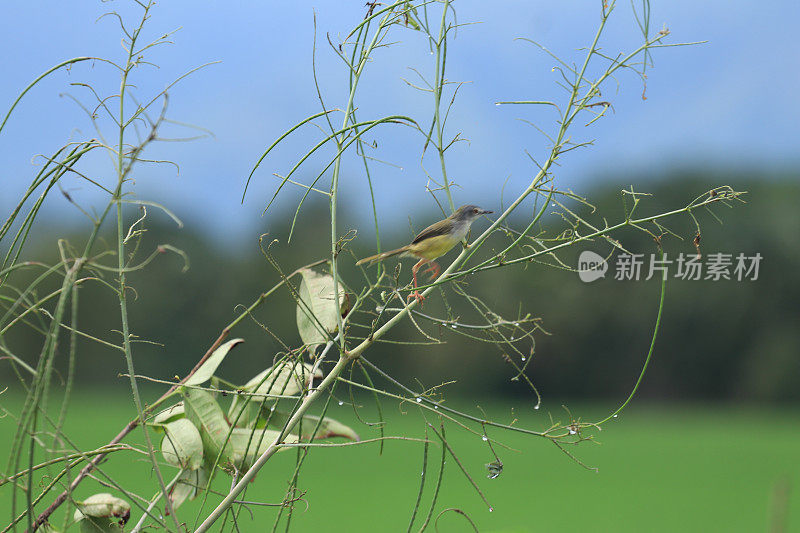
[3,170,798,402]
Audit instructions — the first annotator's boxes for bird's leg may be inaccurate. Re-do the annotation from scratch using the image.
[421,261,441,280]
[407,259,426,306]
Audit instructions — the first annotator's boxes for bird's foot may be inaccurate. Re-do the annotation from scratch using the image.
[422,262,441,280]
[407,291,425,306]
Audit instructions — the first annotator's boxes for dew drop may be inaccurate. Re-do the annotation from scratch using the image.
[270,405,276,412]
[521,356,526,361]
[510,336,516,341]
[513,322,519,326]
[613,414,618,418]
[568,428,577,435]
[416,397,422,403]
[434,405,439,410]
[534,404,540,410]
[338,401,344,406]
[481,436,488,441]
[489,507,494,513]
[495,103,501,106]
[451,324,457,329]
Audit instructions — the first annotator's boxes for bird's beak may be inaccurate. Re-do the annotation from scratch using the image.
[480,209,493,215]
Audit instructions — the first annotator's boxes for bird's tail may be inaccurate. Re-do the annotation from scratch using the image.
[355,246,410,266]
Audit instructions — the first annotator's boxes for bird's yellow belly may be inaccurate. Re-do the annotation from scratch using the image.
[406,234,459,261]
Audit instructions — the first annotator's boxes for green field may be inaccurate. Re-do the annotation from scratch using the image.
[2,392,798,532]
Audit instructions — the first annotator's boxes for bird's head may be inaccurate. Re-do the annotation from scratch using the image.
[452,204,493,223]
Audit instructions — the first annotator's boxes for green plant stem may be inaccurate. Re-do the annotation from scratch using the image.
[0,445,133,487]
[0,58,96,136]
[432,0,455,212]
[445,195,726,282]
[110,2,178,528]
[328,10,388,354]
[9,260,82,531]
[595,250,667,425]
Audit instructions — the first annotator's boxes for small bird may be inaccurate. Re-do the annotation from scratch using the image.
[356,205,492,304]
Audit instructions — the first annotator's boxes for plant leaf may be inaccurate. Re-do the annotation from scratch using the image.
[260,410,360,441]
[226,428,297,471]
[182,387,230,464]
[152,402,184,427]
[168,468,208,511]
[73,493,130,531]
[296,268,346,352]
[160,418,203,470]
[227,360,322,427]
[246,361,322,397]
[186,338,244,386]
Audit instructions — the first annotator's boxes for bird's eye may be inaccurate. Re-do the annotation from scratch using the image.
[473,208,479,213]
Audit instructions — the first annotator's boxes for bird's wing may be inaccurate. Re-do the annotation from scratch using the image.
[411,218,451,244]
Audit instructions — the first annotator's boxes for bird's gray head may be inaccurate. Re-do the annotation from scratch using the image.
[452,204,492,222]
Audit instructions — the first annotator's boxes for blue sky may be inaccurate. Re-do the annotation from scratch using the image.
[1,1,798,244]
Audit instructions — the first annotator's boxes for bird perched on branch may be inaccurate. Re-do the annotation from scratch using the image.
[356,205,492,304]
